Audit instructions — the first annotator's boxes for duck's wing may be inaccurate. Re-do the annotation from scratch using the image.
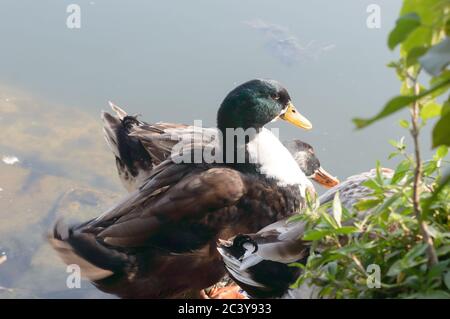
[217,218,310,298]
[93,163,246,247]
[219,220,309,270]
[50,161,246,280]
[129,123,219,167]
[102,102,219,192]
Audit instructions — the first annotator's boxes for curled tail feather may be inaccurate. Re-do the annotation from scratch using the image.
[49,220,129,281]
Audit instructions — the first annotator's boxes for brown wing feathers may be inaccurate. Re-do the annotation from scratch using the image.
[50,163,248,290]
[92,167,246,246]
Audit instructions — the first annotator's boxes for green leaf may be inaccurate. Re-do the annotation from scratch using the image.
[375,160,384,185]
[420,101,442,120]
[322,212,339,229]
[373,192,402,216]
[443,98,450,115]
[399,119,410,128]
[404,243,428,262]
[318,286,335,297]
[391,160,411,184]
[387,61,398,68]
[423,160,438,175]
[429,71,450,99]
[389,136,406,151]
[388,151,399,159]
[406,45,429,66]
[334,226,358,235]
[388,13,421,50]
[287,213,304,223]
[389,139,399,148]
[327,261,338,276]
[447,18,450,36]
[386,260,403,277]
[354,199,380,211]
[353,78,450,129]
[422,173,450,214]
[419,37,450,76]
[332,192,342,228]
[444,272,450,291]
[362,178,382,191]
[303,229,331,241]
[353,96,414,129]
[432,111,450,148]
[435,145,448,159]
[401,27,433,58]
[427,260,450,280]
[399,0,440,56]
[437,245,450,257]
[387,244,428,277]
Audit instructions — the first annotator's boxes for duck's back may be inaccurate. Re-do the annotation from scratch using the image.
[50,159,303,298]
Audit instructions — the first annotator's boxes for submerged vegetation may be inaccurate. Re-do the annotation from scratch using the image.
[0,89,120,298]
[292,0,450,298]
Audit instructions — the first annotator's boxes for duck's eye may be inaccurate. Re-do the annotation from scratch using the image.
[271,94,280,100]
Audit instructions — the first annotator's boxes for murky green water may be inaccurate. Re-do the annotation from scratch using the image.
[1,0,436,298]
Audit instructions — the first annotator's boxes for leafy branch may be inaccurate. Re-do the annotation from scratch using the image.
[409,74,438,267]
[353,0,449,268]
[293,0,450,299]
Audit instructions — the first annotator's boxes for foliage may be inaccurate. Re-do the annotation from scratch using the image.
[293,0,450,298]
[353,0,450,148]
[292,153,450,298]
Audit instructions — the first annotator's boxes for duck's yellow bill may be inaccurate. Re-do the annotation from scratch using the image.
[312,167,340,188]
[279,102,313,130]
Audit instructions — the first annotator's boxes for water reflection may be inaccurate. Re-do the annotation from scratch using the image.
[244,19,336,65]
[0,86,119,298]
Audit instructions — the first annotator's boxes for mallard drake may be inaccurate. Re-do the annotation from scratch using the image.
[50,79,323,298]
[218,169,393,299]
[102,104,338,192]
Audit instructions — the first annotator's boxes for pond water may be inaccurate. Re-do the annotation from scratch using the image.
[0,0,435,298]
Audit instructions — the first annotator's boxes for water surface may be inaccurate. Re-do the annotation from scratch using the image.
[2,0,433,298]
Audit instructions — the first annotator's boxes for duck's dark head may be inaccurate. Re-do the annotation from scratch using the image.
[217,79,312,132]
[284,139,339,188]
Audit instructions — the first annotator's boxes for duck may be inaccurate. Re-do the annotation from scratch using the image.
[217,168,394,299]
[102,106,338,299]
[50,79,324,298]
[101,103,338,192]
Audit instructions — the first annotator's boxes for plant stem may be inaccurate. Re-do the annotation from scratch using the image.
[335,237,367,275]
[410,80,438,267]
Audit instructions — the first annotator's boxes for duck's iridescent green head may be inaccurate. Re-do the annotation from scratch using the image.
[217,79,312,132]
